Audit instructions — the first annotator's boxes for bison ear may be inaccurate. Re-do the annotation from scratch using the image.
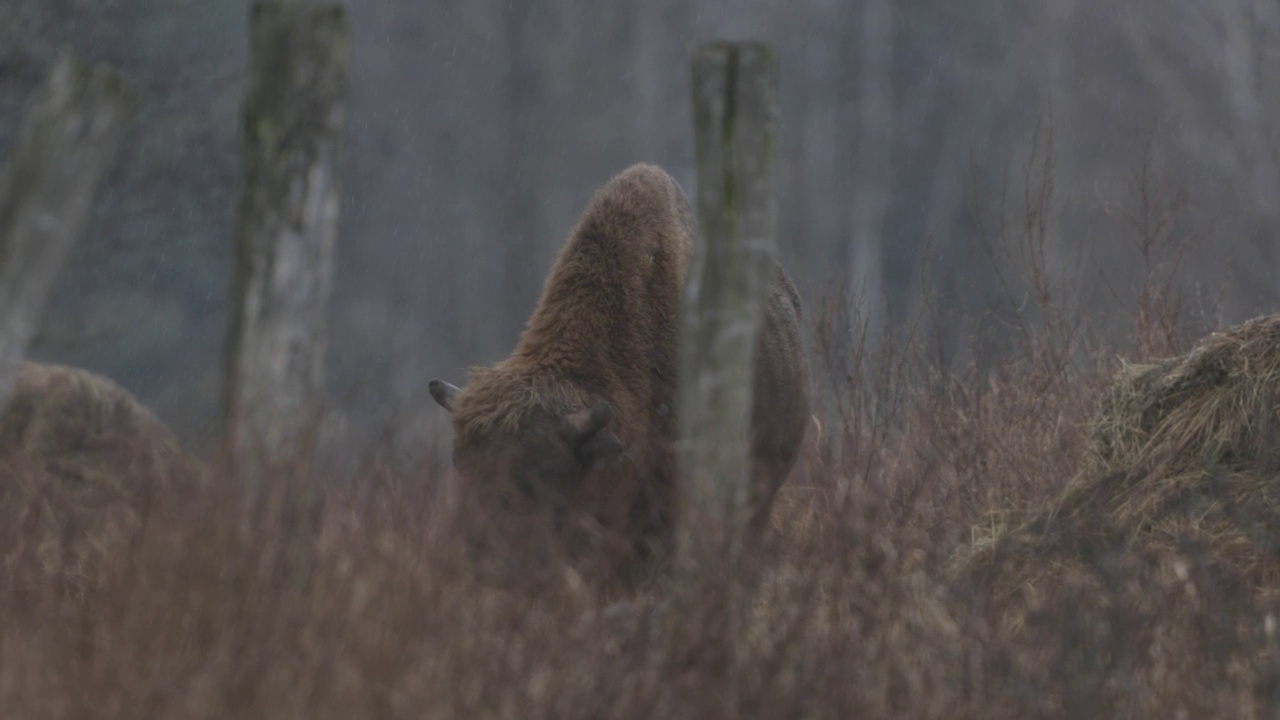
[428,379,460,412]
[562,400,623,464]
[563,400,612,438]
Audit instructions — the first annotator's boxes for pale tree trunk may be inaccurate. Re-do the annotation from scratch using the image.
[849,0,892,326]
[665,42,779,706]
[0,50,134,411]
[677,42,779,577]
[224,2,350,487]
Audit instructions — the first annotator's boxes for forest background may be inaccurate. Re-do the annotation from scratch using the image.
[2,0,1274,449]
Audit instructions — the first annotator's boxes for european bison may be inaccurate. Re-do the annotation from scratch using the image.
[429,164,809,591]
[0,362,203,592]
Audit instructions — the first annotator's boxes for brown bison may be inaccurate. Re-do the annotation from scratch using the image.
[0,362,203,592]
[429,164,809,590]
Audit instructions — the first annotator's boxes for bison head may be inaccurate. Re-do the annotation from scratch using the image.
[428,379,623,511]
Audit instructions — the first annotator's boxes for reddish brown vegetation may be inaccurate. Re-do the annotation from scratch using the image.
[3,265,1273,718]
[6,148,1280,718]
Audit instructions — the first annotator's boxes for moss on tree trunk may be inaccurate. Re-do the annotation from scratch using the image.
[224,2,350,486]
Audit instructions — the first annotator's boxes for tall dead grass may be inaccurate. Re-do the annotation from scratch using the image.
[6,132,1280,717]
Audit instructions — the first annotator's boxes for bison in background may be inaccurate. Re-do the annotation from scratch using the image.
[0,362,204,593]
[430,163,809,594]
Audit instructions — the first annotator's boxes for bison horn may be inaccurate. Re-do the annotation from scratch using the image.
[428,379,460,412]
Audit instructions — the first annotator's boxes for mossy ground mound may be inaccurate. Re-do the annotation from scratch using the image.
[972,315,1280,613]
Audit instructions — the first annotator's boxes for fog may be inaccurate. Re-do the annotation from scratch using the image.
[2,0,1277,444]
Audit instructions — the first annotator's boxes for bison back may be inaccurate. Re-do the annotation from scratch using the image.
[747,264,810,542]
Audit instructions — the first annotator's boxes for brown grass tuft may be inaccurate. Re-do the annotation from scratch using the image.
[977,314,1280,608]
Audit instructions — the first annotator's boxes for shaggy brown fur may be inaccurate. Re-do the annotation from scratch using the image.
[0,362,204,593]
[431,163,809,592]
[748,267,810,542]
[451,164,692,440]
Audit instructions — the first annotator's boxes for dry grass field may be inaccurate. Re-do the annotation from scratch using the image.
[4,162,1280,719]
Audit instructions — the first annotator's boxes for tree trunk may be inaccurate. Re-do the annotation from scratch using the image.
[0,50,135,411]
[224,2,350,486]
[664,42,780,706]
[677,42,780,574]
